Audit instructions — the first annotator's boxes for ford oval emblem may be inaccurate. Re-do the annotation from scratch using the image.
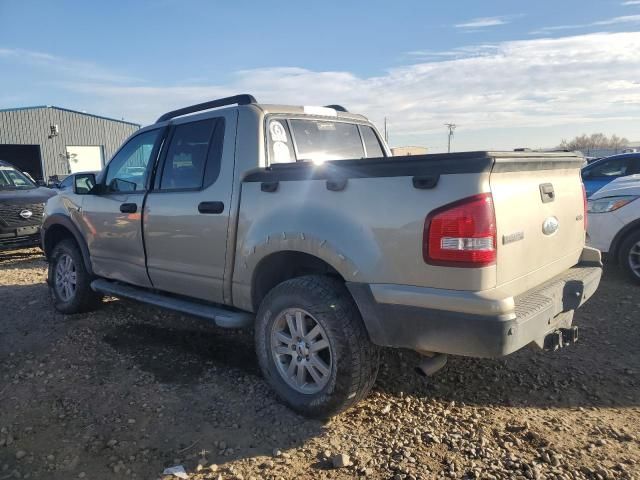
[19,209,33,219]
[542,216,559,235]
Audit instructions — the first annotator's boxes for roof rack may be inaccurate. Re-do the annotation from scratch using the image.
[324,104,348,112]
[156,94,257,123]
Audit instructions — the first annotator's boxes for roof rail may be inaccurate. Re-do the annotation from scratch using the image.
[156,94,257,123]
[324,104,348,112]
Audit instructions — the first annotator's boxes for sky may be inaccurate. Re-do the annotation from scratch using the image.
[1,0,640,152]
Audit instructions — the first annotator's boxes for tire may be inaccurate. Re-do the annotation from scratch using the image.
[255,275,379,418]
[48,238,103,313]
[618,229,640,285]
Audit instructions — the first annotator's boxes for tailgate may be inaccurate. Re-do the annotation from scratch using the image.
[490,153,586,293]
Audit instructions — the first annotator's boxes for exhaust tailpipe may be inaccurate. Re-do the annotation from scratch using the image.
[415,353,448,377]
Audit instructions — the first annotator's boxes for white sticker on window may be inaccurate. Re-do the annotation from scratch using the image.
[272,141,292,163]
[269,121,288,142]
[317,122,336,131]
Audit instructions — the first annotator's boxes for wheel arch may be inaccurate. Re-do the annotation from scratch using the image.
[250,250,346,312]
[42,214,93,276]
[609,218,640,263]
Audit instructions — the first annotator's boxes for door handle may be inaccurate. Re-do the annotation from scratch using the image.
[120,203,137,213]
[198,201,225,214]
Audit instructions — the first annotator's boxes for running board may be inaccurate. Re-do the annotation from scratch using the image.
[90,279,253,328]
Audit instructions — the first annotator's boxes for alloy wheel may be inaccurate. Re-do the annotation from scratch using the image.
[270,308,332,394]
[54,253,77,302]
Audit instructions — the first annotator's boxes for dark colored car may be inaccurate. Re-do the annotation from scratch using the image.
[0,160,56,250]
[581,152,640,198]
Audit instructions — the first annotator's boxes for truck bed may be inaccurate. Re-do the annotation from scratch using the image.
[234,151,586,302]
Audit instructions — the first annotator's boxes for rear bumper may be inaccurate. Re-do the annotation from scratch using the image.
[347,247,602,358]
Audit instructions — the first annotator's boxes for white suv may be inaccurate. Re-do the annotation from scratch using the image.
[587,174,640,283]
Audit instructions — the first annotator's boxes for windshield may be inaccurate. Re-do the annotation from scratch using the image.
[0,166,36,189]
[267,118,386,164]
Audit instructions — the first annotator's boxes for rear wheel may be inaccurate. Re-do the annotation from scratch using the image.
[619,230,640,285]
[49,239,103,313]
[255,275,379,418]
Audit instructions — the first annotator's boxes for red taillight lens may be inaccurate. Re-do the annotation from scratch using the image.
[581,183,588,231]
[423,193,497,267]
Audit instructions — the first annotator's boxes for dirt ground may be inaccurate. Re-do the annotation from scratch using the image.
[0,248,638,480]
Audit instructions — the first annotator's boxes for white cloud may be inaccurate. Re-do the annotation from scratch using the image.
[3,32,640,151]
[455,16,510,28]
[0,47,141,84]
[531,14,640,33]
[622,1,640,5]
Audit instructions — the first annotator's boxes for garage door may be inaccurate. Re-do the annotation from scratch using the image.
[66,146,104,173]
[0,145,43,181]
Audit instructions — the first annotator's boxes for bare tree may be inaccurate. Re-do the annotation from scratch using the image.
[558,133,629,153]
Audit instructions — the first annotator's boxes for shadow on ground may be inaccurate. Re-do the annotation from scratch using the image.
[95,265,639,412]
[103,322,259,384]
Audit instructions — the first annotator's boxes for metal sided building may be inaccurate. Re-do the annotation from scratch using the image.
[0,106,139,182]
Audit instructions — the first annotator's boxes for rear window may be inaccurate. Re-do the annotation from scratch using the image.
[267,118,385,164]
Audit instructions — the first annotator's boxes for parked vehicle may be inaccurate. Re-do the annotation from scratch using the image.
[587,174,640,284]
[581,152,640,198]
[41,95,602,417]
[0,160,56,251]
[53,172,100,193]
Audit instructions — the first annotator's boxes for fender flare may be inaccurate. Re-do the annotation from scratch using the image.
[41,214,94,276]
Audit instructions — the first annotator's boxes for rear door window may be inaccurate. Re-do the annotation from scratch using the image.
[159,118,224,190]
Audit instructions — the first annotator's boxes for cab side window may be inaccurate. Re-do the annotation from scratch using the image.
[105,129,161,192]
[360,126,385,158]
[159,118,224,190]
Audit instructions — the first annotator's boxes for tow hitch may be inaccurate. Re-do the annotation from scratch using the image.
[544,326,579,351]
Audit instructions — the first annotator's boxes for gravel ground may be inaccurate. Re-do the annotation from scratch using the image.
[0,248,638,480]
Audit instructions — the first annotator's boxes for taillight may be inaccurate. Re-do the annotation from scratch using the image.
[423,193,497,267]
[581,183,588,231]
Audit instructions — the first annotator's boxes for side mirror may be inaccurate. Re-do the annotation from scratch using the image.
[74,173,96,195]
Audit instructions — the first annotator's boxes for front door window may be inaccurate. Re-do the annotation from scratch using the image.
[105,129,161,192]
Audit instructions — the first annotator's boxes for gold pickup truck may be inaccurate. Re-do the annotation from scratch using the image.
[41,95,602,417]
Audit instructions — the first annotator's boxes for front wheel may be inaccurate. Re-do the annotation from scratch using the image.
[255,275,379,418]
[619,230,640,285]
[49,238,103,313]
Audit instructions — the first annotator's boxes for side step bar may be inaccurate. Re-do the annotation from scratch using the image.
[90,279,253,329]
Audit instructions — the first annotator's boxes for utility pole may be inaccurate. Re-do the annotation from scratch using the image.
[445,123,457,153]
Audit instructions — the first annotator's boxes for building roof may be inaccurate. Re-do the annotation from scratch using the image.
[0,105,140,127]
